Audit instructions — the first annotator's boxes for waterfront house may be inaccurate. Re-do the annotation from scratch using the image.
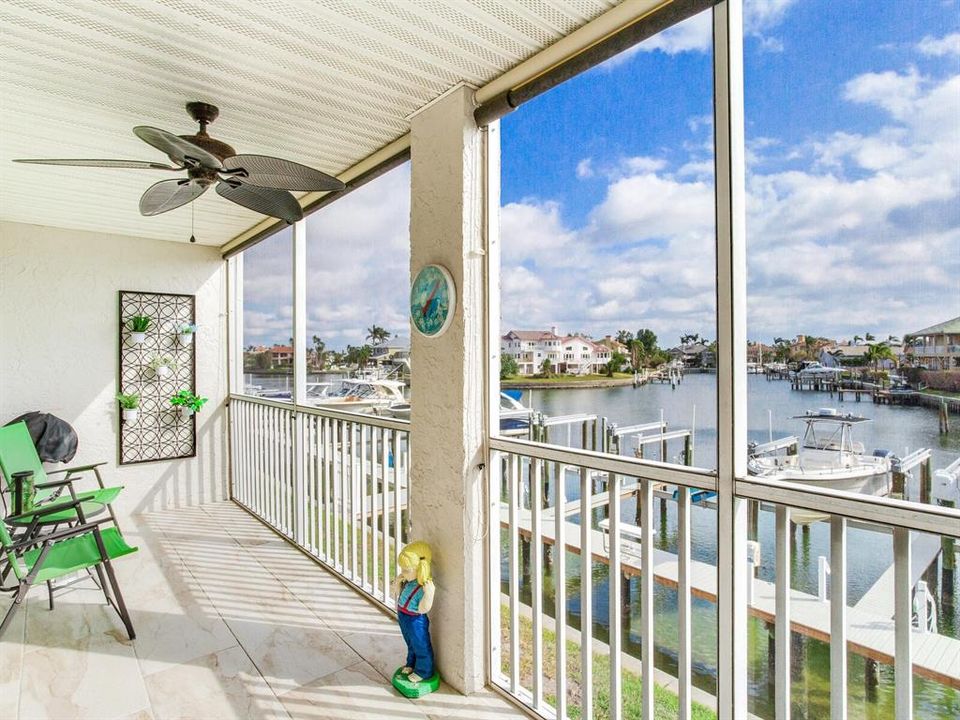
[369,336,411,363]
[501,328,611,375]
[905,316,960,370]
[669,341,715,368]
[270,344,294,367]
[1,3,956,720]
[820,343,901,370]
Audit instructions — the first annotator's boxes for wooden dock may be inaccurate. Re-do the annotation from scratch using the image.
[500,502,960,689]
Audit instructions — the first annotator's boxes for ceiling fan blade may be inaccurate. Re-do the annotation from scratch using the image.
[216,181,303,223]
[133,126,222,170]
[13,158,182,170]
[222,154,345,191]
[140,179,208,216]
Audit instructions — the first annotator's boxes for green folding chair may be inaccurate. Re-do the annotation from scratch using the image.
[0,422,123,527]
[1,499,138,639]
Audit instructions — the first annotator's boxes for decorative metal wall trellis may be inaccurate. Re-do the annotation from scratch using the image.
[118,291,196,464]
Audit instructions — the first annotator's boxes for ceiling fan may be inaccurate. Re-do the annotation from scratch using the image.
[13,102,345,224]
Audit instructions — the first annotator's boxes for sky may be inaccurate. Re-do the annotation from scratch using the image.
[243,0,960,350]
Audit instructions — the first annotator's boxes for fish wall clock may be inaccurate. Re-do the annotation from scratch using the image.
[410,264,455,337]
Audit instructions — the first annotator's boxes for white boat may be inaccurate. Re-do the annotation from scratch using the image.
[795,362,843,380]
[749,408,893,523]
[307,379,406,412]
[383,391,534,434]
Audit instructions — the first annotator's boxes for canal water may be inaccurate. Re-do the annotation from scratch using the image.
[504,374,959,719]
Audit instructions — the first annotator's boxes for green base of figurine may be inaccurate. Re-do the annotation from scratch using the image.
[391,668,440,698]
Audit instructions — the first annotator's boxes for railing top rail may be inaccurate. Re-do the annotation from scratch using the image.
[737,477,960,536]
[489,435,717,490]
[229,392,411,432]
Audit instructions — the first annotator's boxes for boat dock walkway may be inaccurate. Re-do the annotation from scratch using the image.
[500,502,960,689]
[853,532,942,618]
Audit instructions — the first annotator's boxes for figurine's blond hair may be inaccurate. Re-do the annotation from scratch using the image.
[398,541,432,585]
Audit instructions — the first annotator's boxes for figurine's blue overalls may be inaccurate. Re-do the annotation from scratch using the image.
[396,580,435,679]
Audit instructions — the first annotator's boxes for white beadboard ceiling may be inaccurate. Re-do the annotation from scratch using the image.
[0,0,618,246]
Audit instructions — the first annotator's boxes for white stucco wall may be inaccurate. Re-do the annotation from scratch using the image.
[0,221,228,520]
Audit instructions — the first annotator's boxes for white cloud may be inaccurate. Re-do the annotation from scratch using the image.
[243,164,411,348]
[576,158,594,178]
[601,0,800,65]
[500,65,959,343]
[745,0,800,33]
[917,32,960,57]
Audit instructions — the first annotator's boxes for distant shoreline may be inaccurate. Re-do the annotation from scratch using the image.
[502,377,636,390]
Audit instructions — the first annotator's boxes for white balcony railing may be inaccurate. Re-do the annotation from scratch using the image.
[229,394,410,608]
[227,395,960,719]
[488,437,960,720]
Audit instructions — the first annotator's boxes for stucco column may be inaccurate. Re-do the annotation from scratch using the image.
[408,83,486,694]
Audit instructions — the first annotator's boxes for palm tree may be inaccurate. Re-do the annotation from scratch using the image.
[628,339,645,371]
[865,342,896,374]
[366,325,391,345]
[865,332,875,342]
[853,334,863,345]
[312,335,326,370]
[887,334,900,345]
[357,344,373,370]
[615,329,633,345]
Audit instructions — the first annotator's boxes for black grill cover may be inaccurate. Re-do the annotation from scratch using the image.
[5,412,78,463]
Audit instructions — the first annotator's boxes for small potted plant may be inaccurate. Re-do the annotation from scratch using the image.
[117,393,140,422]
[170,389,208,419]
[178,322,198,345]
[148,354,178,379]
[128,316,151,345]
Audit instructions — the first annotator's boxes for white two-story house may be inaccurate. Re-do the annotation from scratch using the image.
[502,328,612,375]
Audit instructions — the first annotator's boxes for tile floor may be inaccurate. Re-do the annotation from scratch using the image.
[0,501,529,720]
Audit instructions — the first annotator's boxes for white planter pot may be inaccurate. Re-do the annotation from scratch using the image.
[179,332,194,345]
[178,406,194,419]
[155,366,172,379]
[130,331,146,345]
[122,408,139,423]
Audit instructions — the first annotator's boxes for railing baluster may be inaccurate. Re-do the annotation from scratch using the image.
[267,406,275,524]
[640,477,654,720]
[263,407,277,526]
[579,466,593,720]
[392,429,402,564]
[775,505,791,720]
[274,407,281,528]
[678,485,692,720]
[371,424,379,598]
[360,423,368,590]
[341,419,349,573]
[555,461,567,720]
[609,471,622,720]
[894,527,912,720]
[320,416,329,560]
[508,453,520,694]
[381,426,390,602]
[531,456,544,709]
[830,515,847,720]
[308,416,317,553]
[313,416,321,554]
[284,409,292,535]
[255,404,263,516]
[333,419,341,569]
[350,421,358,580]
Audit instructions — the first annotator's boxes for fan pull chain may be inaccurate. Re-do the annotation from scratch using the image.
[189,201,197,243]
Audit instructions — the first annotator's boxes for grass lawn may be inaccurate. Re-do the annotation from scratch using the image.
[502,373,636,384]
[920,388,960,399]
[502,606,716,720]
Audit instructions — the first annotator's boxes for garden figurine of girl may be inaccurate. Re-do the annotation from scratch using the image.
[391,541,440,696]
